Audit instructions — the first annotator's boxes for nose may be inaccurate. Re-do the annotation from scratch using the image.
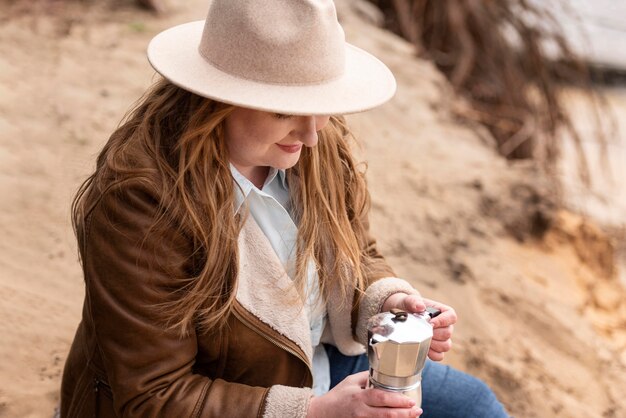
[295,116,323,147]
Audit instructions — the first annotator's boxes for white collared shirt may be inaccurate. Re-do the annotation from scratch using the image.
[230,164,330,395]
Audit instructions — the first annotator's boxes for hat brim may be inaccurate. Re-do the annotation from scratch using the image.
[147,21,396,115]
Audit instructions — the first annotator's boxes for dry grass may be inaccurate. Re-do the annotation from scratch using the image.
[370,0,610,184]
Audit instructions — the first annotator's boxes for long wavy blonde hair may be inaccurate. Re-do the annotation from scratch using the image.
[73,78,372,335]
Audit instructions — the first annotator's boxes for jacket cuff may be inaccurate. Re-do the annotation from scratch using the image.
[262,385,312,418]
[355,277,418,345]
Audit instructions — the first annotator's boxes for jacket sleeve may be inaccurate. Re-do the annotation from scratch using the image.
[82,180,270,418]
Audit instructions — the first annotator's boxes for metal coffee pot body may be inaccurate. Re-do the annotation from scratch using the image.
[366,308,441,408]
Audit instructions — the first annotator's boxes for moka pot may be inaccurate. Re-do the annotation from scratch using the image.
[366,307,441,408]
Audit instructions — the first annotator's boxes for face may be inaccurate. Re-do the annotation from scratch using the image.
[224,107,330,183]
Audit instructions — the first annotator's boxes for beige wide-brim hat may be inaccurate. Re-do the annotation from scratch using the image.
[147,0,396,115]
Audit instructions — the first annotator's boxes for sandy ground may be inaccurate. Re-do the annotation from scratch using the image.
[558,87,626,290]
[1,0,625,417]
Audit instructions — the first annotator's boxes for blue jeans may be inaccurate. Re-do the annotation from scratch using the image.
[324,345,509,418]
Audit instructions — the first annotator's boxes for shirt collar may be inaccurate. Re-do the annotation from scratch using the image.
[230,164,287,213]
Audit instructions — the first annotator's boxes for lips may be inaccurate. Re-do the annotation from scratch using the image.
[277,144,302,153]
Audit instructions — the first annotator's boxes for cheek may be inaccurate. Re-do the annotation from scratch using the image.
[316,116,331,131]
[225,123,283,161]
[225,123,259,158]
[226,111,267,146]
[232,118,288,145]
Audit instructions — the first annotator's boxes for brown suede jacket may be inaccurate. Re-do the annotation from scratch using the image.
[60,177,416,418]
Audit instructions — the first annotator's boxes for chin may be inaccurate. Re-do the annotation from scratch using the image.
[273,155,301,170]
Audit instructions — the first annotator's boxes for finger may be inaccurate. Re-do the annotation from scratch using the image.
[373,407,423,418]
[429,339,452,353]
[362,406,423,418]
[429,308,457,329]
[432,325,453,341]
[348,370,370,388]
[422,297,454,312]
[421,298,448,309]
[421,298,456,328]
[364,388,417,408]
[402,294,426,313]
[428,349,445,361]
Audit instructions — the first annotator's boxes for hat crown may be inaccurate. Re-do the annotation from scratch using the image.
[199,0,346,85]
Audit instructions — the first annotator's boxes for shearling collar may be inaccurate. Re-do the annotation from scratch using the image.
[234,215,414,366]
[236,216,313,364]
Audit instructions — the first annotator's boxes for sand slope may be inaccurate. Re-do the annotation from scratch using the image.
[1,1,625,417]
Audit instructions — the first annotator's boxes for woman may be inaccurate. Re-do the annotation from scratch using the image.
[60,1,508,417]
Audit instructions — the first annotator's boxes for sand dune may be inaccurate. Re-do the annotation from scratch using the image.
[1,1,625,417]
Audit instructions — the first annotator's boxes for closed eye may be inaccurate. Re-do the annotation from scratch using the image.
[274,113,294,120]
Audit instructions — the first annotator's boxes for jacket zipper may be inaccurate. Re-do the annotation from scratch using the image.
[232,305,313,378]
[94,377,113,399]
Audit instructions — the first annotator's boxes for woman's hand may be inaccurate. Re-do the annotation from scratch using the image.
[307,371,422,418]
[381,293,457,362]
